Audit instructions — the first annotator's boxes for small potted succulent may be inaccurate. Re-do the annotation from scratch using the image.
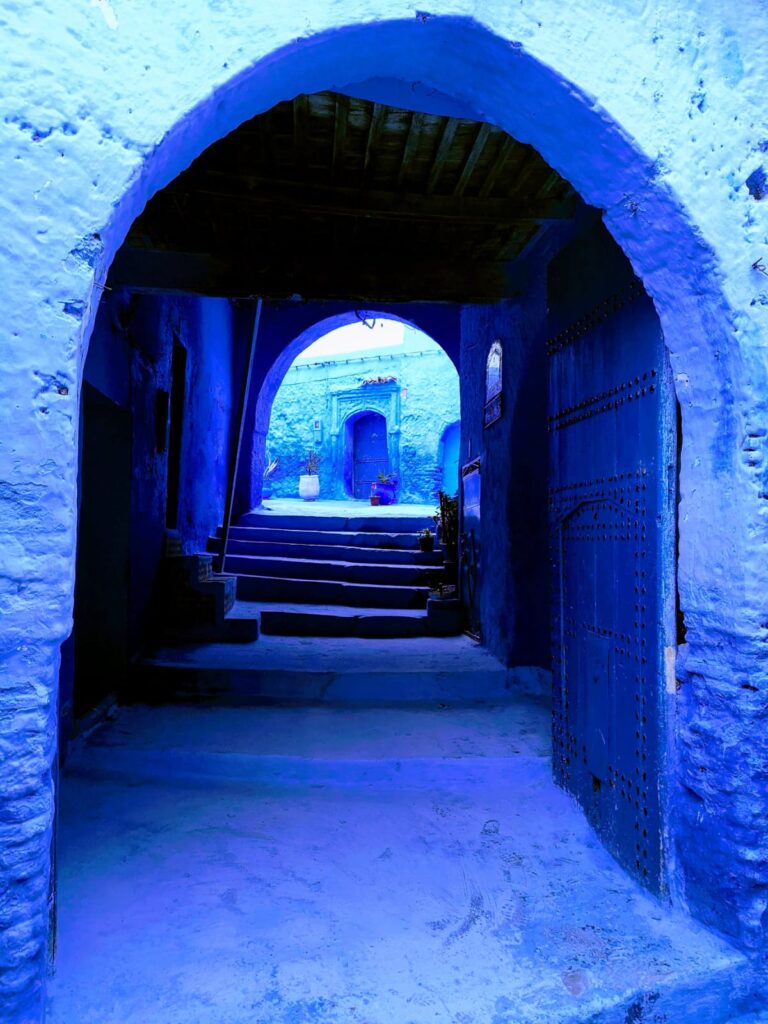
[419,527,435,552]
[371,471,397,506]
[299,449,320,501]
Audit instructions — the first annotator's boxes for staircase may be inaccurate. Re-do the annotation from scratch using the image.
[156,536,259,643]
[208,508,457,638]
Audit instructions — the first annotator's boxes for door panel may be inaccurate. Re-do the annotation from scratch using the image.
[353,412,389,499]
[548,225,674,893]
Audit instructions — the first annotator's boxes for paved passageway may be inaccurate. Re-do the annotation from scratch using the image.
[50,671,750,1024]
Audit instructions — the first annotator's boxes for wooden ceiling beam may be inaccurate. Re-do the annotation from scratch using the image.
[332,93,350,183]
[157,177,576,225]
[361,102,387,186]
[397,111,426,189]
[292,94,310,170]
[108,245,520,303]
[454,122,493,197]
[425,117,458,194]
[478,135,516,198]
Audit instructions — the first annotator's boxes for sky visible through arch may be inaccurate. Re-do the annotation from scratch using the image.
[296,319,406,362]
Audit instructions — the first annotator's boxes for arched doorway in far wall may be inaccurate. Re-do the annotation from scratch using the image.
[252,311,460,508]
[439,420,461,497]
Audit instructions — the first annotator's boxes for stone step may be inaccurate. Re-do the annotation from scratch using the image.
[236,574,429,609]
[134,634,517,701]
[220,525,427,550]
[209,535,442,566]
[160,611,259,644]
[223,553,441,587]
[254,601,430,638]
[238,511,434,533]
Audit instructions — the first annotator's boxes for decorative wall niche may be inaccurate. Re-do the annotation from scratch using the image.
[330,381,402,499]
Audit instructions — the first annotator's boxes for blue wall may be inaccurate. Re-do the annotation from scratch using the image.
[263,328,460,504]
[66,288,244,727]
[459,294,550,672]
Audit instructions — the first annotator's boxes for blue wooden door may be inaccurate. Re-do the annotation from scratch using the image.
[353,412,389,498]
[441,421,461,496]
[548,226,675,894]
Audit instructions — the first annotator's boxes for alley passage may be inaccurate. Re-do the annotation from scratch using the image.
[50,668,749,1024]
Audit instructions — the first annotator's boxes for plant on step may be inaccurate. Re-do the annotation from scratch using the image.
[371,470,397,506]
[263,450,279,480]
[299,448,320,501]
[419,527,435,552]
[263,449,279,499]
[436,490,459,553]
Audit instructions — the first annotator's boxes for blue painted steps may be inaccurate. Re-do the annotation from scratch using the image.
[222,554,439,588]
[211,509,449,638]
[209,533,442,565]
[236,574,430,609]
[237,511,434,534]
[234,601,430,639]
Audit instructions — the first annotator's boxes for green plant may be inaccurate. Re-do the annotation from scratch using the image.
[437,490,459,550]
[420,527,432,539]
[263,450,278,480]
[377,471,396,486]
[304,449,320,475]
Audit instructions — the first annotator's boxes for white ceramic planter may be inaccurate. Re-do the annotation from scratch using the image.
[299,474,320,501]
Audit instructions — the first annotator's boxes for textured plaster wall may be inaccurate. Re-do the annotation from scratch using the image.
[1,2,768,1018]
[82,288,240,660]
[265,334,459,504]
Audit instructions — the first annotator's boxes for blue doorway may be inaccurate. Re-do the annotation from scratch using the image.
[548,225,675,894]
[352,412,390,499]
[440,421,460,496]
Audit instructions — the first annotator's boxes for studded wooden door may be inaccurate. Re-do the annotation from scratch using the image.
[548,226,675,893]
[353,412,390,499]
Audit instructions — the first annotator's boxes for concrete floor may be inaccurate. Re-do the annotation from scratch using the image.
[49,699,755,1024]
[257,497,437,518]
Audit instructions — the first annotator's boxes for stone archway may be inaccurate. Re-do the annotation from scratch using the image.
[247,308,454,510]
[3,9,767,1020]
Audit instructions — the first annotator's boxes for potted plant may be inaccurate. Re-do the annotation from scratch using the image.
[435,490,459,587]
[371,471,397,506]
[437,491,459,560]
[262,449,278,499]
[419,527,435,552]
[299,449,320,501]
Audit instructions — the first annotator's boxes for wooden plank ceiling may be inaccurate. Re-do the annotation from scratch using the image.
[111,91,581,302]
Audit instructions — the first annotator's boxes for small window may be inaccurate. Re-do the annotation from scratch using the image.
[484,339,503,427]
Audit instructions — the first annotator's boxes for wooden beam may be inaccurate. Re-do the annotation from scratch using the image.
[259,108,281,176]
[426,117,458,194]
[454,122,493,197]
[108,246,520,303]
[332,93,350,183]
[160,172,577,225]
[292,94,310,170]
[397,111,426,189]
[361,102,387,187]
[478,135,516,198]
